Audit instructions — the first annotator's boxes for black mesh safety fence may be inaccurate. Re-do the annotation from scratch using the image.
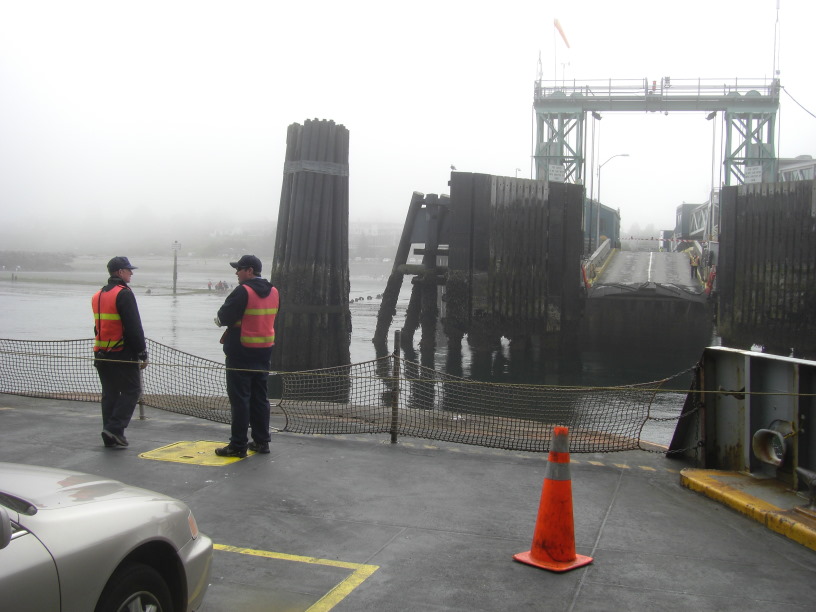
[0,338,232,423]
[0,338,686,453]
[280,356,671,453]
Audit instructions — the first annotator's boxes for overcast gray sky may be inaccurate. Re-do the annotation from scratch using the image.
[1,0,814,252]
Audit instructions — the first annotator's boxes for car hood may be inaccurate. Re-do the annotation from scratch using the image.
[0,462,174,512]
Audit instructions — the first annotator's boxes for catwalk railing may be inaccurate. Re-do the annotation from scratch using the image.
[0,338,692,453]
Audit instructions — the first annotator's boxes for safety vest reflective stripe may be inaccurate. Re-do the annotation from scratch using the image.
[92,285,126,352]
[239,285,279,348]
[241,336,275,343]
[94,339,122,348]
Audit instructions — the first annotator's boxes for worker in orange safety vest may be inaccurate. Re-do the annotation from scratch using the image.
[213,254,279,458]
[91,256,147,448]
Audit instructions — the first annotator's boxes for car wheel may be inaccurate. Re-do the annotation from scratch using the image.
[94,562,174,612]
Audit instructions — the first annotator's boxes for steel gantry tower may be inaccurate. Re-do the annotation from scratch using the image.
[533,77,781,188]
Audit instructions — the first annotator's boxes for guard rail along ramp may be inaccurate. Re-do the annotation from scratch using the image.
[3,337,700,453]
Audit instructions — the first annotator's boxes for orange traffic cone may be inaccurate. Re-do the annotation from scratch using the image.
[513,426,593,572]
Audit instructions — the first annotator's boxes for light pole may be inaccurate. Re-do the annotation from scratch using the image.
[594,154,629,251]
[171,241,181,294]
[515,168,521,178]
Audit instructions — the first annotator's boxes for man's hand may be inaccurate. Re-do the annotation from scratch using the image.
[139,360,148,370]
[214,316,222,327]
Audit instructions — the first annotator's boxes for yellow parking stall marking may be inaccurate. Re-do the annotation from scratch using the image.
[613,463,631,469]
[587,461,604,466]
[139,441,257,466]
[639,465,657,471]
[214,544,379,612]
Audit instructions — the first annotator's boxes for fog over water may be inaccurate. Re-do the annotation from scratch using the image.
[2,1,815,255]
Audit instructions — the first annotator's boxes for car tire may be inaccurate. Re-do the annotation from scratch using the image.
[94,562,174,612]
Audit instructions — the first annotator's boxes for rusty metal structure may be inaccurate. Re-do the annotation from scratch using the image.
[671,346,816,494]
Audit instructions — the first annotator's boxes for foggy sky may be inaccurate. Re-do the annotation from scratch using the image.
[1,0,814,253]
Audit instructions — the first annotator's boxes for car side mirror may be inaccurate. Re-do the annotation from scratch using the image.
[0,506,12,549]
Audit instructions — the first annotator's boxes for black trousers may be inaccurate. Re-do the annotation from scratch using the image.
[225,361,271,449]
[94,359,141,436]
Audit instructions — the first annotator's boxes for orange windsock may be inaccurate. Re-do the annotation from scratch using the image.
[554,19,570,49]
[513,426,593,572]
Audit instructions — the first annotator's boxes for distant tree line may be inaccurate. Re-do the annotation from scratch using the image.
[0,251,75,272]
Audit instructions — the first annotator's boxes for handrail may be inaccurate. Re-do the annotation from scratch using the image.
[534,77,780,101]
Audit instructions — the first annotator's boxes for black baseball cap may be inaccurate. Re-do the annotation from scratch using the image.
[230,254,262,273]
[107,256,138,275]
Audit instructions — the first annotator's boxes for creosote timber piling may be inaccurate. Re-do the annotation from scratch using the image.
[270,119,351,374]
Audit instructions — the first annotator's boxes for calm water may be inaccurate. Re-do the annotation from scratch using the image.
[0,255,407,365]
[1,254,711,444]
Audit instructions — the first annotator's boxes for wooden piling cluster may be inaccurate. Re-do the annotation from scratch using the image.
[373,172,585,371]
[269,119,351,372]
[718,180,816,358]
[445,174,584,348]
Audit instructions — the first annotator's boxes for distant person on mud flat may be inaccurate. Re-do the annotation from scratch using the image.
[213,254,279,458]
[91,256,148,448]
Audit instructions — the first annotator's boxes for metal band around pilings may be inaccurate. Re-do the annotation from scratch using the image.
[283,160,349,176]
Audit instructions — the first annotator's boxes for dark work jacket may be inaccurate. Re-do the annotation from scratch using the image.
[217,276,276,368]
[93,277,147,361]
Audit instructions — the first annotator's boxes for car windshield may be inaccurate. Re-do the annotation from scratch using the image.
[0,492,37,516]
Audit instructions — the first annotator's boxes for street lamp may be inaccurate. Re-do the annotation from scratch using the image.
[593,154,629,251]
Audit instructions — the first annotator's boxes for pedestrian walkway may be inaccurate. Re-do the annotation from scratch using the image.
[1,393,814,611]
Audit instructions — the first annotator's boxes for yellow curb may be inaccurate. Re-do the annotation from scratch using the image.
[680,468,816,551]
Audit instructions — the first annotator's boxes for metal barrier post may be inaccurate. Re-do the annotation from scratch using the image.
[138,367,146,420]
[390,330,401,443]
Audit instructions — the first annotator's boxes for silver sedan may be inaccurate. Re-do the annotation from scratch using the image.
[0,462,212,611]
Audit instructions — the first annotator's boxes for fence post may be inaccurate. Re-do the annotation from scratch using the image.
[390,330,401,443]
[138,368,146,420]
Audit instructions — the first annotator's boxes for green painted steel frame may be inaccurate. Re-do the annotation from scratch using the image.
[533,77,780,190]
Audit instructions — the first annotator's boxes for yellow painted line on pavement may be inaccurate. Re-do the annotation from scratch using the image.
[214,544,378,612]
[310,432,681,474]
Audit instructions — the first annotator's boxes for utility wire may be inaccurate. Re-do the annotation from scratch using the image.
[782,86,816,119]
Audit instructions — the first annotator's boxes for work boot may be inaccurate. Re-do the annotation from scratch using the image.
[248,441,270,454]
[101,431,117,447]
[215,445,247,458]
[102,430,128,447]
